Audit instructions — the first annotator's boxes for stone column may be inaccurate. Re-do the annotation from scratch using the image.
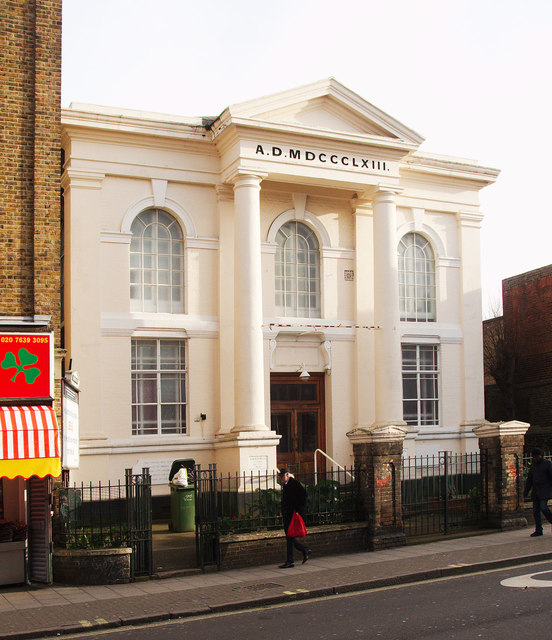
[347,425,407,549]
[473,421,530,530]
[232,173,268,432]
[372,188,405,427]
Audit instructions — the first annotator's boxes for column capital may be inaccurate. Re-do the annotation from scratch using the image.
[373,185,403,204]
[61,168,105,191]
[230,170,268,189]
[456,209,484,228]
[215,184,234,202]
[350,195,373,216]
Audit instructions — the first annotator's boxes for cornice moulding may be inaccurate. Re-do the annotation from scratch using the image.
[401,155,500,187]
[214,431,281,448]
[436,257,461,268]
[215,117,420,156]
[263,321,356,342]
[186,237,219,250]
[80,436,217,455]
[62,108,211,142]
[63,128,217,159]
[400,322,463,344]
[321,247,355,260]
[101,231,132,244]
[100,312,219,337]
[222,78,425,145]
[346,424,408,443]
[0,315,51,326]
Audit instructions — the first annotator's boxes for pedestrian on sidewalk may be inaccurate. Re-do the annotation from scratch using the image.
[278,468,310,568]
[524,447,552,537]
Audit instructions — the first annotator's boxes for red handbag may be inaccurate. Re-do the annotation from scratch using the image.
[288,511,307,537]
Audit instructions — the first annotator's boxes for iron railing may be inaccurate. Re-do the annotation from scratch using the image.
[212,467,360,535]
[55,469,152,579]
[56,480,128,549]
[401,452,485,537]
[194,465,361,569]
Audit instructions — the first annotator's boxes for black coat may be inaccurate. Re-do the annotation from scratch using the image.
[524,457,552,501]
[281,476,307,531]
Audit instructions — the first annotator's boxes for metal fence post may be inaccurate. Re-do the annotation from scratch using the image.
[443,452,449,535]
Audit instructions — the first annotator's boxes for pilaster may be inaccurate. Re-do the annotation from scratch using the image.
[372,188,405,427]
[457,210,485,426]
[61,168,105,439]
[351,198,375,428]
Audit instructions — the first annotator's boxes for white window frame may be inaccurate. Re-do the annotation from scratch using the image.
[398,232,436,322]
[131,338,187,436]
[130,208,185,314]
[275,221,321,318]
[401,344,439,427]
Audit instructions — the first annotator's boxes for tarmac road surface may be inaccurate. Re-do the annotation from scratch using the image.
[42,560,552,640]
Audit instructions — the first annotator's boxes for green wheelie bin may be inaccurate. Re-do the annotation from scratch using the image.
[168,459,195,532]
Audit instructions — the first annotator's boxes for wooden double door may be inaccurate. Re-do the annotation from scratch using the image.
[270,373,325,476]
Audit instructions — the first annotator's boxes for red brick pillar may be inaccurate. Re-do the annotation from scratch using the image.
[472,421,529,530]
[347,425,407,550]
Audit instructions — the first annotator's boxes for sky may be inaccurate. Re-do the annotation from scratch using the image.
[61,0,552,318]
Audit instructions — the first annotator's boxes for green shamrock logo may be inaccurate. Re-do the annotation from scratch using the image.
[1,348,41,384]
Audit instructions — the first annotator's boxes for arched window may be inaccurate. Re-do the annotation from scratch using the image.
[130,209,184,313]
[275,221,320,318]
[398,232,436,322]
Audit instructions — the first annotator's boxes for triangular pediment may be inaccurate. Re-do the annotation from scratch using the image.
[226,78,424,146]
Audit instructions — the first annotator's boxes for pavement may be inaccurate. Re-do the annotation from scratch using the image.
[2,527,552,639]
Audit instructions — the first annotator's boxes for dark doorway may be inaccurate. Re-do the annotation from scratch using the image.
[270,372,325,475]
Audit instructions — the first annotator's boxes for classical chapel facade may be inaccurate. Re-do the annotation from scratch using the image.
[61,79,499,495]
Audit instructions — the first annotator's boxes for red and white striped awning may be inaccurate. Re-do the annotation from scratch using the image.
[0,406,61,479]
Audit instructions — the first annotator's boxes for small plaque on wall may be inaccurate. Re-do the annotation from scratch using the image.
[249,456,268,472]
[133,459,173,485]
[344,269,354,281]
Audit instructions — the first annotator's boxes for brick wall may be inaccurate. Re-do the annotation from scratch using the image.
[218,524,368,570]
[485,266,552,438]
[503,266,552,387]
[0,0,62,343]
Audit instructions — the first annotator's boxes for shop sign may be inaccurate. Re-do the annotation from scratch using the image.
[0,333,53,401]
[62,382,79,469]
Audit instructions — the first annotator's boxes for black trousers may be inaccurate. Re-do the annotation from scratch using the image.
[286,534,307,563]
[533,499,552,533]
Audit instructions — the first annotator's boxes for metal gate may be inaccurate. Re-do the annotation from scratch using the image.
[125,468,152,579]
[194,464,220,571]
[401,452,487,537]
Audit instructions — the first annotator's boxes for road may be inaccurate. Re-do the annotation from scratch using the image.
[45,561,552,640]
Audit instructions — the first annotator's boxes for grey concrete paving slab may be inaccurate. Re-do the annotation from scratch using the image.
[1,528,552,639]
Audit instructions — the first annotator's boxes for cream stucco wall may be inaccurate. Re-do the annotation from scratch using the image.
[62,80,498,488]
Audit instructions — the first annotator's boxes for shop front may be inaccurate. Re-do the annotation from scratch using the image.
[0,333,61,585]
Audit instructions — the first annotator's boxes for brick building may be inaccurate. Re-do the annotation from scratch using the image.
[484,265,552,450]
[0,0,63,584]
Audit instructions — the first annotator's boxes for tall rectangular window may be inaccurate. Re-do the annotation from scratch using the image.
[131,339,187,435]
[402,344,439,427]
